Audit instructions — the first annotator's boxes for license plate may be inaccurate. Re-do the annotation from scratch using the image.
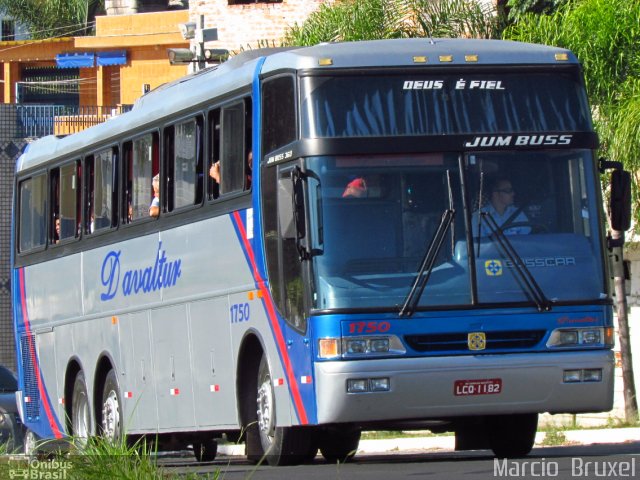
[454,378,502,396]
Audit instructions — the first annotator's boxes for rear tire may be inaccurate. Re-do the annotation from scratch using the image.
[71,371,91,446]
[255,354,313,466]
[193,438,218,462]
[100,369,122,444]
[489,413,538,458]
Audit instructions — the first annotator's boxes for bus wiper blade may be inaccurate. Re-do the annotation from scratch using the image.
[481,213,551,312]
[399,208,455,317]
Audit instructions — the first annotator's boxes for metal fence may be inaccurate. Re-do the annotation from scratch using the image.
[0,104,132,140]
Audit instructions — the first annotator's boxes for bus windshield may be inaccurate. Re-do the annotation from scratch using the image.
[306,150,605,311]
[301,73,592,138]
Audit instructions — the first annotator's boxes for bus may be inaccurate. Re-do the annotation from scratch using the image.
[12,38,631,465]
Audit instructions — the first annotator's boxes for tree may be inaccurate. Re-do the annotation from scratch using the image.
[282,0,502,46]
[505,0,639,423]
[505,0,569,21]
[0,0,105,39]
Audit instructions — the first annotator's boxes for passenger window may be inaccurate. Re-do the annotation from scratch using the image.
[166,117,203,211]
[18,174,47,252]
[123,133,159,222]
[207,108,221,201]
[85,148,116,234]
[51,161,80,243]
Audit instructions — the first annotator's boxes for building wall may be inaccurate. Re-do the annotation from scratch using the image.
[191,0,334,51]
[0,106,28,370]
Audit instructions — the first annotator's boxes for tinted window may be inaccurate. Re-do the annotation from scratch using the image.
[18,174,46,252]
[263,76,296,154]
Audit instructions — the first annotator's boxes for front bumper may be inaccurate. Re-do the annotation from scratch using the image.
[315,350,614,424]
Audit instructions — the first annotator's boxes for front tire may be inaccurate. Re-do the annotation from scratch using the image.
[255,354,313,466]
[319,427,361,463]
[489,413,538,458]
[100,369,123,444]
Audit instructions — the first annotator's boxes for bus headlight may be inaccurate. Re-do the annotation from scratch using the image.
[318,336,405,359]
[547,327,613,348]
[342,336,405,358]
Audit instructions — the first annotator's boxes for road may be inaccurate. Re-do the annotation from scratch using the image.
[160,441,640,479]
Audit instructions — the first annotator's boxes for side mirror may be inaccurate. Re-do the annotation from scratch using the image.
[609,169,632,232]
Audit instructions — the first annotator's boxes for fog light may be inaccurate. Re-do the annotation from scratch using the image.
[370,338,390,353]
[370,377,390,392]
[347,379,369,393]
[583,368,602,382]
[346,339,367,354]
[563,369,582,383]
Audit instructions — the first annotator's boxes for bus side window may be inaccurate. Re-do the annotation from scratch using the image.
[208,108,221,200]
[220,101,246,195]
[262,75,296,154]
[125,132,159,221]
[86,148,115,234]
[122,142,133,224]
[166,117,202,212]
[50,161,80,243]
[18,174,47,252]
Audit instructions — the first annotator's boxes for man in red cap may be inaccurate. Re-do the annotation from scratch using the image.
[342,177,367,198]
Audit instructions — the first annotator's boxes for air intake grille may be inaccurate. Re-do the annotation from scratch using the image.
[404,330,546,353]
[20,334,40,420]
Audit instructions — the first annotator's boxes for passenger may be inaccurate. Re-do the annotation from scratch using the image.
[54,217,60,244]
[209,150,253,189]
[472,176,530,236]
[342,177,367,198]
[209,161,220,184]
[245,150,253,189]
[149,174,160,218]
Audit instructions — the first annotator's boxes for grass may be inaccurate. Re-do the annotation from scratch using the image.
[0,435,223,480]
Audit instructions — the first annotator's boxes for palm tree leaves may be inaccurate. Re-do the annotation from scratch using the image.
[283,0,500,46]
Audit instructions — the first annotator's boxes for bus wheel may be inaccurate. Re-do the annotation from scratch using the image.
[319,427,361,463]
[488,413,538,458]
[100,370,122,443]
[256,354,313,466]
[193,438,218,462]
[71,371,91,445]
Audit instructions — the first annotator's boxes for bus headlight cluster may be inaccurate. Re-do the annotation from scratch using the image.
[546,327,613,348]
[318,336,405,359]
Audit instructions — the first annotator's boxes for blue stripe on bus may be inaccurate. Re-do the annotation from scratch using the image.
[14,268,64,439]
[230,210,314,425]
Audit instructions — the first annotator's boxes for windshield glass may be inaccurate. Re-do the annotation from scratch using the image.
[301,73,592,138]
[306,150,605,311]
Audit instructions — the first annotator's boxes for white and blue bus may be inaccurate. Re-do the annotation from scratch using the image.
[12,38,631,464]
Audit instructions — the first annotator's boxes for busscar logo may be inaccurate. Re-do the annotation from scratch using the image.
[468,332,486,351]
[485,259,503,276]
[465,134,573,148]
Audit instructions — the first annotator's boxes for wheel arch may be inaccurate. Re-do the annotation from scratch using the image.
[236,330,266,429]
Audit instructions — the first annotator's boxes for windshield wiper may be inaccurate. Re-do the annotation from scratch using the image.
[399,172,455,317]
[481,213,552,312]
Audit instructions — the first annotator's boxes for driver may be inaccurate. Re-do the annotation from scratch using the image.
[472,176,531,236]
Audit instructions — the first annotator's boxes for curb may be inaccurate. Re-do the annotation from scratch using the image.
[216,428,640,457]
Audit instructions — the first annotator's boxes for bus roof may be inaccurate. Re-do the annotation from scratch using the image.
[17,38,577,174]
